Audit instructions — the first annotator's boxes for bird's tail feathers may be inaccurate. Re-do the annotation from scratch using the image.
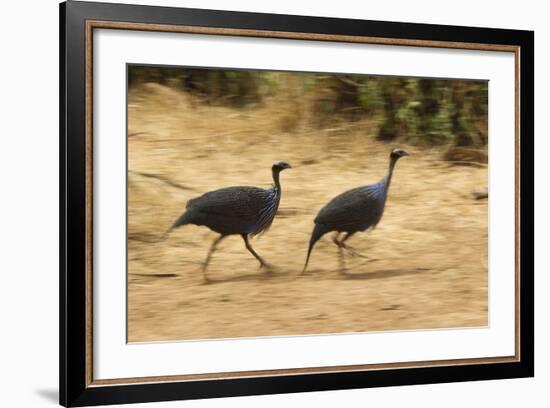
[169,211,191,233]
[302,224,326,275]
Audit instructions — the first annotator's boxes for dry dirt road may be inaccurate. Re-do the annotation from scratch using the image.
[127,84,488,342]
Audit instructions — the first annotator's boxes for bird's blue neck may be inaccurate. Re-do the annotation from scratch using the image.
[383,157,398,191]
[272,170,282,192]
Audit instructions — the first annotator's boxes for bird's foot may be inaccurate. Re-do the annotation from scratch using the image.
[260,262,274,273]
[342,245,369,259]
[351,252,380,262]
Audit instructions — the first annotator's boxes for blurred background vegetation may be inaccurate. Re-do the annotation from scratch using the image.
[129,65,488,149]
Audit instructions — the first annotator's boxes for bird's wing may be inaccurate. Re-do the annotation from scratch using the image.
[186,186,270,221]
[314,184,385,230]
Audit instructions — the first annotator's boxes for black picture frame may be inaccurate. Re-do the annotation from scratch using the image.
[60,1,534,406]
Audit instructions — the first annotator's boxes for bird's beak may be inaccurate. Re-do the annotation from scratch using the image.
[402,151,410,156]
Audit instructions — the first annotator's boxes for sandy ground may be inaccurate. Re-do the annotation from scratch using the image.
[127,83,488,342]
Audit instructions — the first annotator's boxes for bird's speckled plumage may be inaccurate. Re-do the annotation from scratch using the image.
[170,161,291,281]
[180,184,281,236]
[314,182,387,233]
[302,148,408,273]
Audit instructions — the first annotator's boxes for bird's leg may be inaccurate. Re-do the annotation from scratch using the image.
[332,232,343,247]
[339,233,378,261]
[202,235,225,283]
[337,243,347,275]
[338,232,367,258]
[332,233,347,275]
[332,232,358,254]
[242,234,272,272]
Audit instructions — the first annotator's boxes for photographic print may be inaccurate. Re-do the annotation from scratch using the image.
[61,3,533,405]
[127,65,489,343]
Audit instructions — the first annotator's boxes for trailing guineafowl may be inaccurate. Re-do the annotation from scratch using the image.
[302,148,409,274]
[170,161,291,282]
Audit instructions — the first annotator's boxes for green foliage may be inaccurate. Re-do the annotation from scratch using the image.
[128,65,488,146]
[375,77,487,146]
[357,78,384,114]
[128,65,275,107]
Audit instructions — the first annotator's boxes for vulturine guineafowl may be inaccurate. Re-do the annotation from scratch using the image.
[171,161,291,282]
[302,148,409,274]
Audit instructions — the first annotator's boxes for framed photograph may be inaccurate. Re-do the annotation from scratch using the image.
[60,1,534,406]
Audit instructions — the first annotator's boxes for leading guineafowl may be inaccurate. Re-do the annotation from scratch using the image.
[171,161,291,282]
[302,148,409,274]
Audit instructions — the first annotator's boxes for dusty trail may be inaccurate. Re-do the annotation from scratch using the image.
[127,84,488,342]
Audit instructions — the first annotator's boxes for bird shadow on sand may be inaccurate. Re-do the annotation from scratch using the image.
[206,270,292,284]
[131,273,180,279]
[339,267,432,281]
